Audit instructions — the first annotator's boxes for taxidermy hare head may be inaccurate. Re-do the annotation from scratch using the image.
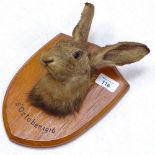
[29,3,149,116]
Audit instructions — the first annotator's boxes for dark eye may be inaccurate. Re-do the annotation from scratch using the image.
[72,50,83,59]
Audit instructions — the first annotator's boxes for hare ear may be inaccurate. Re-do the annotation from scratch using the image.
[89,42,150,68]
[72,3,94,47]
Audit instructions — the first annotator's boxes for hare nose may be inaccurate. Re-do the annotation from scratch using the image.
[42,58,55,65]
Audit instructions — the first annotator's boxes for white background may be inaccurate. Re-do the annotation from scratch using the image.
[0,0,155,155]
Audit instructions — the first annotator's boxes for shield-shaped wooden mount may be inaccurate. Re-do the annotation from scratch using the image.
[3,33,129,147]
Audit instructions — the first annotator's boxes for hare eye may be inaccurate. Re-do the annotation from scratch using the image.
[72,50,83,59]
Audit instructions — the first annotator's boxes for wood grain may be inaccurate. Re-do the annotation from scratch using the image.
[3,33,129,147]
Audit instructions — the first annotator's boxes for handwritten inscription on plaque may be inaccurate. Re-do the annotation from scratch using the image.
[15,102,55,134]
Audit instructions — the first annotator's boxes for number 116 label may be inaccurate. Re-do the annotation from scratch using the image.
[95,73,119,92]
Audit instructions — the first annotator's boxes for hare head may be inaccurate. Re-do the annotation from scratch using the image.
[40,40,91,82]
[29,3,149,116]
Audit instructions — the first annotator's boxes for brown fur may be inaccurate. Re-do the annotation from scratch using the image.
[29,40,91,116]
[29,3,150,116]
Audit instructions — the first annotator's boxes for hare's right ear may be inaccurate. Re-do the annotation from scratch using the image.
[89,42,150,68]
[72,3,94,47]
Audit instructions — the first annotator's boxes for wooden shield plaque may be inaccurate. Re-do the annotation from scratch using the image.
[3,33,129,147]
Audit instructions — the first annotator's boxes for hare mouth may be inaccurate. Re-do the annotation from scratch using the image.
[47,66,55,73]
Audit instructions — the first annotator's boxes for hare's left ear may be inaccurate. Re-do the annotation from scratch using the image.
[72,3,94,47]
[89,42,150,68]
